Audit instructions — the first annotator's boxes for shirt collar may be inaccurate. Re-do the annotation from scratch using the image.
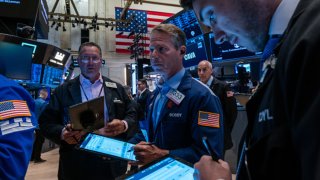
[269,0,300,35]
[80,73,103,86]
[163,68,185,90]
[206,76,214,86]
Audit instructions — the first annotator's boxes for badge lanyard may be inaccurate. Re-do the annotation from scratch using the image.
[80,81,104,101]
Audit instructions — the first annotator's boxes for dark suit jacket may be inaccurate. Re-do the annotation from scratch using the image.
[135,88,150,120]
[209,77,237,151]
[239,0,320,179]
[39,76,136,180]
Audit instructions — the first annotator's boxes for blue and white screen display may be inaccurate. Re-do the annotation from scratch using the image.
[80,133,136,161]
[42,65,63,88]
[125,157,194,180]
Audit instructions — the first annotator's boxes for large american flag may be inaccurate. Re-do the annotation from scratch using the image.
[115,7,174,54]
[198,111,220,128]
[0,100,31,120]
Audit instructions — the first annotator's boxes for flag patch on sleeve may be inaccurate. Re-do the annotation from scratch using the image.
[198,111,220,128]
[0,100,31,120]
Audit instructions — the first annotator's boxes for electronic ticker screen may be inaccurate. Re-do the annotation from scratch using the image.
[41,65,64,88]
[0,0,39,20]
[183,35,208,68]
[209,33,261,62]
[165,9,203,40]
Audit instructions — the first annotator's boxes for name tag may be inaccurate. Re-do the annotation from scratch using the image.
[166,89,185,105]
[105,82,117,88]
[169,113,182,118]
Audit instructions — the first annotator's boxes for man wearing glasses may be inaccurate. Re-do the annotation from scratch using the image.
[39,42,137,179]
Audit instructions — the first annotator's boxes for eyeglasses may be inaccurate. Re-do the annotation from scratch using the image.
[79,55,101,64]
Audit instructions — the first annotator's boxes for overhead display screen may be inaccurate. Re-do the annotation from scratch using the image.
[208,32,261,62]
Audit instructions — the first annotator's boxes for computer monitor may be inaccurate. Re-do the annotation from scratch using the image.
[164,10,208,68]
[164,9,203,40]
[208,32,261,63]
[0,41,33,80]
[183,35,208,68]
[41,65,64,88]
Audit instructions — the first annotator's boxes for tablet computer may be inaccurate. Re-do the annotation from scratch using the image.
[69,96,104,131]
[116,155,195,180]
[78,133,136,161]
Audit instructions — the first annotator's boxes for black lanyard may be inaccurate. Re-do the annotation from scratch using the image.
[80,81,104,101]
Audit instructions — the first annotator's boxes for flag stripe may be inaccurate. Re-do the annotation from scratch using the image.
[115,7,174,54]
[198,111,220,128]
[0,100,31,120]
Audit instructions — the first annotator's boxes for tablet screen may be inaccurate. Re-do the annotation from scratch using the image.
[122,156,195,180]
[79,133,136,161]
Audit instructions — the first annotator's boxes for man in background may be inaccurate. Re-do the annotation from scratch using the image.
[31,88,48,163]
[135,78,150,119]
[198,60,237,156]
[130,24,224,166]
[39,42,137,180]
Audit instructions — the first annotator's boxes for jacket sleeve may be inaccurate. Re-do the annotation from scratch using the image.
[169,91,225,163]
[39,86,65,144]
[0,79,36,179]
[116,85,138,139]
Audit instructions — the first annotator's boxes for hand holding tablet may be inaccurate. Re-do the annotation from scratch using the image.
[78,133,136,161]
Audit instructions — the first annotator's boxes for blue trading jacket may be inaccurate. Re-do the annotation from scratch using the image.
[0,75,36,180]
[130,71,224,164]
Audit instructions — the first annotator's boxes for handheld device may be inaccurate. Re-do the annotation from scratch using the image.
[116,155,194,180]
[77,133,136,161]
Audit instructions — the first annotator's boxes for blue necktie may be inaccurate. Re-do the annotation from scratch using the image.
[259,35,282,79]
[261,35,282,61]
[152,85,170,129]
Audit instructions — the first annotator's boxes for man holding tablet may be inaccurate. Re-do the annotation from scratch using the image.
[129,24,224,166]
[39,42,137,180]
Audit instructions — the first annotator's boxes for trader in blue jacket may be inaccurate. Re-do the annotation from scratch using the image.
[0,74,36,179]
[130,24,224,165]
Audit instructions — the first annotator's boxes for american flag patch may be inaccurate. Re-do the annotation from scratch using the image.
[198,111,220,128]
[0,100,31,120]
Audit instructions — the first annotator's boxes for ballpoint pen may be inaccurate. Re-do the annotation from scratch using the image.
[202,136,219,162]
[127,142,154,152]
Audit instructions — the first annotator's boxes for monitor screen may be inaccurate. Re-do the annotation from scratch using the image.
[208,32,261,63]
[0,33,48,64]
[183,35,208,68]
[29,63,43,83]
[0,41,33,80]
[0,0,39,20]
[165,10,208,68]
[119,156,194,180]
[164,9,203,40]
[41,65,64,88]
[235,63,251,74]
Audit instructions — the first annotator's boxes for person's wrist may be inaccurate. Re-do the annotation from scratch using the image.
[121,120,128,132]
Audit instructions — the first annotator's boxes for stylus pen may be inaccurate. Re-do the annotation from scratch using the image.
[127,142,154,152]
[202,136,219,162]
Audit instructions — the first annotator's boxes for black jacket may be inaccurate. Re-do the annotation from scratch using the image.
[238,0,320,179]
[209,77,237,151]
[39,76,137,180]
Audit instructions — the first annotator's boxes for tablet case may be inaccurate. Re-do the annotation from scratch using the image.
[69,96,104,132]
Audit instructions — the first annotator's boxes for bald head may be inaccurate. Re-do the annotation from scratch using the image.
[197,60,213,84]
